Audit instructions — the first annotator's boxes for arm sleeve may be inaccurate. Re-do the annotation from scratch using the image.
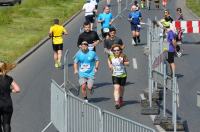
[128,13,132,18]
[77,35,82,47]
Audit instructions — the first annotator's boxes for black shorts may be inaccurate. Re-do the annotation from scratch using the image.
[112,76,127,86]
[52,44,63,51]
[167,52,175,63]
[131,24,141,31]
[85,15,95,23]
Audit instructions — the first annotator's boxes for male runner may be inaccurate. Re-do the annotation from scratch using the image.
[74,41,100,102]
[104,27,125,55]
[98,6,114,39]
[49,18,68,68]
[77,21,100,51]
[128,5,142,46]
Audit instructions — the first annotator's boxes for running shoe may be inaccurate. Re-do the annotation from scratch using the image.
[57,62,62,68]
[115,104,120,109]
[55,62,59,68]
[84,99,89,103]
[132,39,137,46]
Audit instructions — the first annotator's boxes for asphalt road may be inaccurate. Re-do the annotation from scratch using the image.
[9,0,200,132]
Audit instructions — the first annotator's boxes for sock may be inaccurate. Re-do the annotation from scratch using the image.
[133,37,137,43]
[84,96,87,100]
[137,36,140,42]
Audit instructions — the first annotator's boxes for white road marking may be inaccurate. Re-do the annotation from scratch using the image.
[132,58,138,69]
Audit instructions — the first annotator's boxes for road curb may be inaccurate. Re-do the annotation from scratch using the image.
[15,10,83,64]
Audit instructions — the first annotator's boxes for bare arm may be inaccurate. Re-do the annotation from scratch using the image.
[74,63,78,74]
[11,80,20,93]
[107,58,113,71]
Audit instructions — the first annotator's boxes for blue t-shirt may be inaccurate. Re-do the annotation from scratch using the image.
[98,13,113,29]
[128,11,141,25]
[74,50,99,79]
[167,30,176,52]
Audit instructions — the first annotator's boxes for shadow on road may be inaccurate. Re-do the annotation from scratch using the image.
[124,100,140,106]
[90,97,111,103]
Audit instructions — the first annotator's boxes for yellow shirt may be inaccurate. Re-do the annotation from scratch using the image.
[49,24,67,44]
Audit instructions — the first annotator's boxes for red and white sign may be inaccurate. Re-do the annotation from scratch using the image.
[173,20,200,33]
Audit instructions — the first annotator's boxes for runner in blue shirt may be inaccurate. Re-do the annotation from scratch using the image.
[74,41,100,102]
[128,5,142,46]
[98,6,114,39]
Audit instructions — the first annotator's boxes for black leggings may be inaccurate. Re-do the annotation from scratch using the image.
[0,107,13,132]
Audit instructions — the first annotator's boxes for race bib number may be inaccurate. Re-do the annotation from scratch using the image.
[88,44,94,51]
[103,28,109,33]
[80,63,91,72]
[113,66,125,76]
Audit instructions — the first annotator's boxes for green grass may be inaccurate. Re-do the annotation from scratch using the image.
[0,0,84,62]
[186,0,200,16]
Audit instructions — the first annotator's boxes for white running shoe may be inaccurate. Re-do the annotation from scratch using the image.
[132,39,136,46]
[84,99,88,103]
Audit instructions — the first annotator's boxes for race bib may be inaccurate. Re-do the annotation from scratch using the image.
[80,63,91,72]
[103,28,109,33]
[113,66,125,76]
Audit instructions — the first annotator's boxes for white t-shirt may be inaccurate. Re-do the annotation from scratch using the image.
[82,3,95,16]
[90,0,97,5]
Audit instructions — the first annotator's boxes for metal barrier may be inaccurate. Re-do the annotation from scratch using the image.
[102,110,155,132]
[42,79,156,132]
[146,18,181,131]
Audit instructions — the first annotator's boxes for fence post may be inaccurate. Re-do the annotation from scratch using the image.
[197,91,200,107]
[64,50,69,89]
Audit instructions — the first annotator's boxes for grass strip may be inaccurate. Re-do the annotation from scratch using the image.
[0,0,84,62]
[186,0,200,16]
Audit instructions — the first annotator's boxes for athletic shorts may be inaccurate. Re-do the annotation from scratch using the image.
[131,24,141,31]
[85,15,95,23]
[52,44,63,51]
[167,52,175,63]
[79,77,94,87]
[112,76,127,86]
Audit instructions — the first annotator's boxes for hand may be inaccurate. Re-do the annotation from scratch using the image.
[74,70,78,75]
[94,68,98,73]
[109,65,113,71]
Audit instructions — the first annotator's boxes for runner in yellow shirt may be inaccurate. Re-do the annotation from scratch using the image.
[49,18,68,68]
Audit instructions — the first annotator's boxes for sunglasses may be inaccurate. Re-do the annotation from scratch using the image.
[113,49,121,52]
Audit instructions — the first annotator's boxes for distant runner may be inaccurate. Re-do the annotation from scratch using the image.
[128,5,142,46]
[74,41,100,102]
[108,44,129,109]
[98,6,114,39]
[176,8,184,20]
[162,0,167,8]
[82,0,97,30]
[77,21,100,51]
[49,18,68,68]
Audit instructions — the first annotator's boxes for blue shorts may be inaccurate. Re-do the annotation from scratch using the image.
[131,24,141,31]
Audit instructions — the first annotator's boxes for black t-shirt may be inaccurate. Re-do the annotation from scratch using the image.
[104,36,123,49]
[0,75,13,107]
[77,31,100,48]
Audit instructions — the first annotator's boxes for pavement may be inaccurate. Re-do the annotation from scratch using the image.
[8,0,200,132]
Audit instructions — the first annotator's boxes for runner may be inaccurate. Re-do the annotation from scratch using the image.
[154,0,160,9]
[134,0,140,10]
[77,21,100,51]
[176,8,184,20]
[98,6,114,39]
[162,0,167,8]
[104,27,125,55]
[82,0,97,30]
[107,44,129,109]
[0,62,21,132]
[49,18,68,68]
[141,0,145,9]
[128,5,142,46]
[166,24,177,76]
[74,41,100,102]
